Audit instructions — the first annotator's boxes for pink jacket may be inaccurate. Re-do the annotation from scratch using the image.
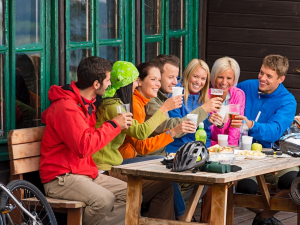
[209,86,246,146]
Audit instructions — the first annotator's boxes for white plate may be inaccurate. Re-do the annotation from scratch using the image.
[245,155,266,160]
[235,155,246,160]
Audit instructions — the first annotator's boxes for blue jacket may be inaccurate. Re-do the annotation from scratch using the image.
[166,92,211,154]
[237,79,296,148]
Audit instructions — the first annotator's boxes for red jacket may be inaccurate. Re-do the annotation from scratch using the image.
[40,81,121,183]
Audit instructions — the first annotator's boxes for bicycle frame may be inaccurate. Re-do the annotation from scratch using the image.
[0,182,38,224]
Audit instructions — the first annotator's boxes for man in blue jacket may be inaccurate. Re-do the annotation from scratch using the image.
[234,55,298,225]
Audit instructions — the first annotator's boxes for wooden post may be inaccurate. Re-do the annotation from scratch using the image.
[226,183,234,225]
[67,208,83,225]
[182,185,204,222]
[256,175,270,208]
[210,184,228,225]
[125,175,142,225]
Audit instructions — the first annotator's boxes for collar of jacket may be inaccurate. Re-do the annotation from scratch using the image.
[64,81,96,116]
[134,89,150,106]
[157,90,168,102]
[257,81,284,99]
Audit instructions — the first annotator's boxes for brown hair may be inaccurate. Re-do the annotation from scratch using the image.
[152,54,180,74]
[136,62,159,80]
[263,55,289,78]
[182,59,210,106]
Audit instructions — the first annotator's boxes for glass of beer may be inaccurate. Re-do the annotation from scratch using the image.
[116,104,130,115]
[211,88,223,99]
[228,104,240,122]
[211,89,223,109]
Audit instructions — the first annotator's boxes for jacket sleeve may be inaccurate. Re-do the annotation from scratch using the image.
[249,98,297,143]
[146,98,208,138]
[125,130,174,155]
[123,109,167,140]
[99,103,167,140]
[54,103,121,158]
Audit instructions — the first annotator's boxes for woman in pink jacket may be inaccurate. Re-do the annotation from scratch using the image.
[208,57,245,146]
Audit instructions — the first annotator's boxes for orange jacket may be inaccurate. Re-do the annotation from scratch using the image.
[119,89,173,159]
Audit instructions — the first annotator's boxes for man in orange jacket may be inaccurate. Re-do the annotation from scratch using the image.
[40,57,132,225]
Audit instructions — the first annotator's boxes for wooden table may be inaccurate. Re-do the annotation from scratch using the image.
[112,155,300,225]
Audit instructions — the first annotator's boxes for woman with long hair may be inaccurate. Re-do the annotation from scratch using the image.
[165,59,223,153]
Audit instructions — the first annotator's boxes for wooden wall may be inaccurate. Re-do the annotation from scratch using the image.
[206,0,300,114]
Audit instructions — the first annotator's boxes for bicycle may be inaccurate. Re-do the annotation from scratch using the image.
[0,180,57,225]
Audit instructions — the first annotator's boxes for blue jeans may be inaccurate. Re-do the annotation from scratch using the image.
[172,183,186,217]
[122,156,186,217]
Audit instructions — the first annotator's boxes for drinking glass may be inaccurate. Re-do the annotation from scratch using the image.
[228,104,240,122]
[211,88,223,98]
[116,104,130,115]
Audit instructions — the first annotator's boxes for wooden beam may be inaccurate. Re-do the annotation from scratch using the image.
[256,175,270,208]
[8,142,41,160]
[210,184,228,225]
[138,217,207,225]
[10,156,40,175]
[125,175,142,225]
[7,127,45,145]
[226,184,234,225]
[182,185,204,222]
[233,194,298,212]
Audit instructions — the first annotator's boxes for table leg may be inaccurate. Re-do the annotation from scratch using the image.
[226,184,234,225]
[210,183,228,225]
[182,185,204,222]
[125,175,142,225]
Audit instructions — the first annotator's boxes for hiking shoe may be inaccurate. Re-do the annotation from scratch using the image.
[252,216,273,225]
[270,217,283,225]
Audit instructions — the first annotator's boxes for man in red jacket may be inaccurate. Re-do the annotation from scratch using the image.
[40,57,132,225]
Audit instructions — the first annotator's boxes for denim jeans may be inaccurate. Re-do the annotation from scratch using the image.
[121,156,186,217]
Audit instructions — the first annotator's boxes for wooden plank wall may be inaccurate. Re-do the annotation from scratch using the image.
[206,0,300,114]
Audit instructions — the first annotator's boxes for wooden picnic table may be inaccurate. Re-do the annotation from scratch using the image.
[112,152,300,225]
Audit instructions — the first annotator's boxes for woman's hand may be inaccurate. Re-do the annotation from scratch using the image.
[201,97,223,114]
[209,112,224,126]
[159,95,183,114]
[170,121,197,136]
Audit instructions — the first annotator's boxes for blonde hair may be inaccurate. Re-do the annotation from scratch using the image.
[181,59,210,106]
[210,57,240,87]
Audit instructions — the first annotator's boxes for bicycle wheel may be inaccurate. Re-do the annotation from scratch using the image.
[0,180,57,225]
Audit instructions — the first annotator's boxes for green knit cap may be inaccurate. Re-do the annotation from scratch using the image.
[103,61,139,98]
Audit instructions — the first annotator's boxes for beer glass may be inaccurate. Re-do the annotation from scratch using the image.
[228,104,240,122]
[211,88,223,98]
[116,104,130,115]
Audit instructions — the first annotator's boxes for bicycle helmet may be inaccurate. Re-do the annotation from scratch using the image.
[171,141,209,172]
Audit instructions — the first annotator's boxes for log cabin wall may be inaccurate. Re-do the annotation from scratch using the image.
[206,0,300,114]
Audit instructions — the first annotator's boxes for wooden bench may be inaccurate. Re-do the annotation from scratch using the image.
[7,126,85,225]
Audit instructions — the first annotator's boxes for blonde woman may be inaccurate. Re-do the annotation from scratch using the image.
[208,56,245,146]
[166,59,222,153]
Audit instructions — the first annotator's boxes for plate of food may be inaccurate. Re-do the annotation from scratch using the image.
[208,144,233,154]
[237,150,266,159]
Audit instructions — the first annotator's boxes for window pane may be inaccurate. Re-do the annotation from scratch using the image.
[0,0,5,45]
[145,0,161,35]
[15,52,41,129]
[70,0,92,42]
[99,0,119,39]
[169,0,185,31]
[145,42,161,62]
[69,48,91,82]
[169,36,185,75]
[0,54,4,138]
[99,45,119,63]
[15,0,40,46]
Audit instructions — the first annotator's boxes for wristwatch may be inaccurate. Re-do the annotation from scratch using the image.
[217,123,224,129]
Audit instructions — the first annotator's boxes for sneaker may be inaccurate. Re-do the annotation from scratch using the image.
[270,217,283,225]
[252,216,273,225]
